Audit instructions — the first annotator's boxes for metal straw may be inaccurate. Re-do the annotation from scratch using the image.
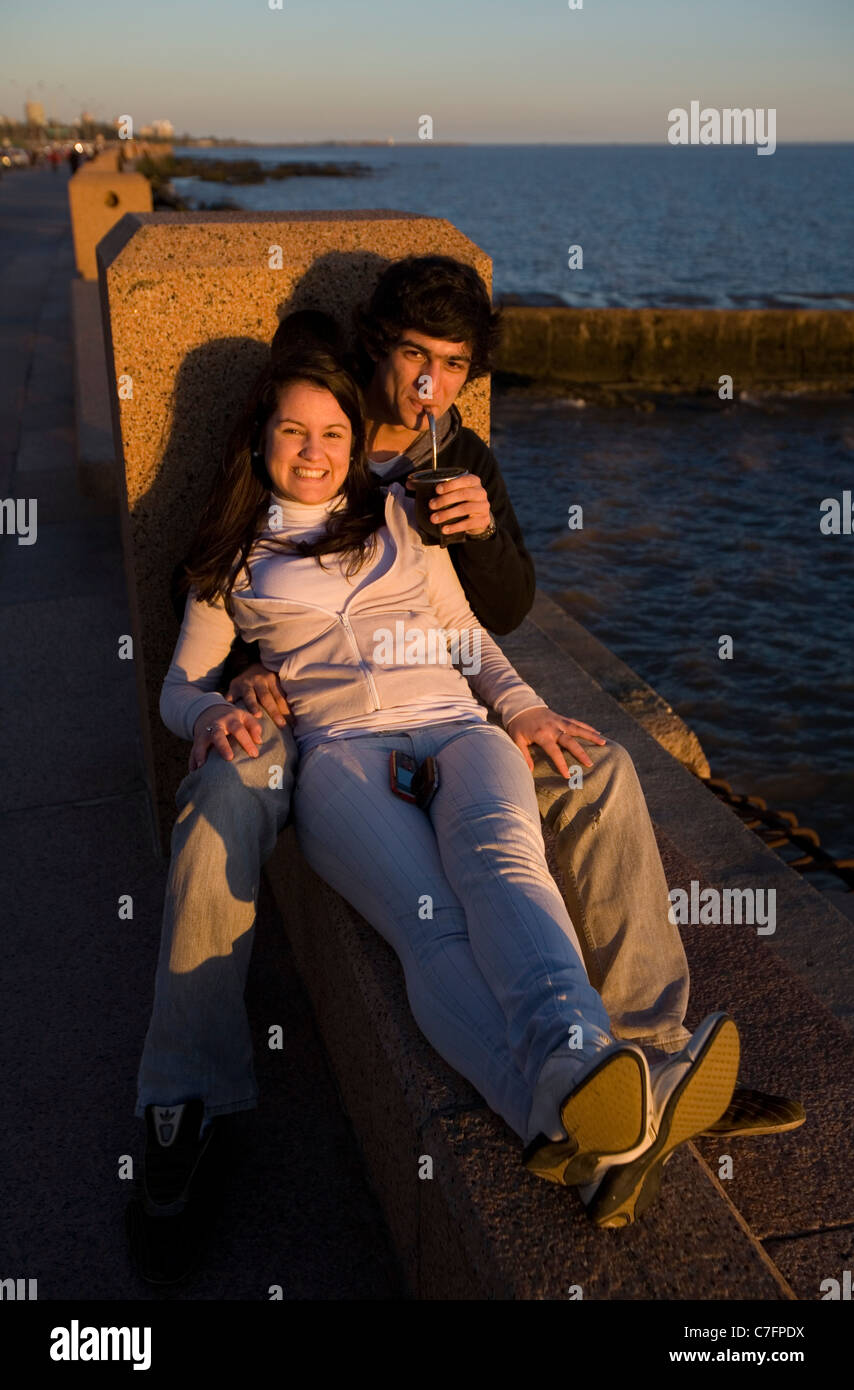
[425,406,438,470]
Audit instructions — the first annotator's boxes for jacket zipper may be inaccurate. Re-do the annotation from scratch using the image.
[244,499,399,712]
[339,612,382,709]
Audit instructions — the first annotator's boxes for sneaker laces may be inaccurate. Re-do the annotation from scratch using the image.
[144,1102,212,1207]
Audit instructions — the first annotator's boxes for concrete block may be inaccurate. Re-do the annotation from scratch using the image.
[78,150,121,174]
[71,279,116,502]
[96,210,492,849]
[68,170,152,281]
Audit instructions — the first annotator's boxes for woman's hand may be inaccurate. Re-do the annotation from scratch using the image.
[225,662,293,727]
[505,706,606,778]
[189,704,264,771]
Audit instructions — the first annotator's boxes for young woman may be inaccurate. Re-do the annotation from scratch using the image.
[131,334,740,1280]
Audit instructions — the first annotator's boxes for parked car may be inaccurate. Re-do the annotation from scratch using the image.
[0,147,30,169]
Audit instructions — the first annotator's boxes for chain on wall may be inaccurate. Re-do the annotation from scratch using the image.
[701,777,854,894]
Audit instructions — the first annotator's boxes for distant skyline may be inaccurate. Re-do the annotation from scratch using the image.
[2,0,852,144]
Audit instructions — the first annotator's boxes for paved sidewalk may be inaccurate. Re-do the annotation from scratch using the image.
[0,166,404,1300]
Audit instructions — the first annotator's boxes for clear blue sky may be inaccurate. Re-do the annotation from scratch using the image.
[3,0,852,142]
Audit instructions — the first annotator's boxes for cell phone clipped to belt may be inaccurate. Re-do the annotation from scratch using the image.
[389,751,440,811]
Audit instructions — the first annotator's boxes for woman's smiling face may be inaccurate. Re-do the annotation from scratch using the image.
[263,380,353,504]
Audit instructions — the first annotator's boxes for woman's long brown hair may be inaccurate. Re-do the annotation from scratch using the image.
[178,345,388,614]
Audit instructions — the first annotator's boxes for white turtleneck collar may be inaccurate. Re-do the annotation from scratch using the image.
[267,489,348,537]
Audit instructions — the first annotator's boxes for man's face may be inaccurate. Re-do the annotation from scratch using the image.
[370,329,472,429]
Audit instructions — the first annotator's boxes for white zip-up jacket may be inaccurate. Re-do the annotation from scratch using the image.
[160,482,548,754]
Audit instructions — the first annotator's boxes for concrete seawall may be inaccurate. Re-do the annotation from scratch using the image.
[495,306,854,398]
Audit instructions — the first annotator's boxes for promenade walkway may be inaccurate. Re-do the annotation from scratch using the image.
[0,166,404,1300]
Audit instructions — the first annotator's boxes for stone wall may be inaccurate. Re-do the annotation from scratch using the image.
[495,306,854,396]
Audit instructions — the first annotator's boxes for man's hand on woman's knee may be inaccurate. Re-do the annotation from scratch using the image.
[190,705,264,771]
[225,662,293,727]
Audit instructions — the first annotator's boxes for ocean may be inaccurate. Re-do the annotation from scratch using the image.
[493,390,854,861]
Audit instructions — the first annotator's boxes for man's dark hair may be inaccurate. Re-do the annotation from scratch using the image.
[270,308,353,373]
[353,255,502,386]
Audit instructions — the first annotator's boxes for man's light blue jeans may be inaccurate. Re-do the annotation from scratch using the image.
[136,708,691,1142]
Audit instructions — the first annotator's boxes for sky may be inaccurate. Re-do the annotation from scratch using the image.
[2,0,852,143]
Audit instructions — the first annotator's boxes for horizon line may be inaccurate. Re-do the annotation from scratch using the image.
[171,138,854,147]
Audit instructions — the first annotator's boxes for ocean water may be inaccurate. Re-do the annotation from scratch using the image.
[172,142,854,861]
[173,142,854,309]
[493,390,854,861]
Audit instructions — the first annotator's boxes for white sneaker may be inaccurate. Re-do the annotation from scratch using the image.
[522,1043,651,1188]
[577,1013,741,1228]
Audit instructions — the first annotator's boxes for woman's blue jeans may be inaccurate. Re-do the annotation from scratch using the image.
[292,718,614,1139]
[136,709,690,1142]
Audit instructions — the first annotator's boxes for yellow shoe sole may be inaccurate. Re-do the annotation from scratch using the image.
[522,1048,648,1187]
[586,1016,741,1228]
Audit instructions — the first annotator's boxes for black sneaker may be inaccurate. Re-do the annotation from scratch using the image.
[126,1100,221,1284]
[700,1086,805,1137]
[142,1102,217,1213]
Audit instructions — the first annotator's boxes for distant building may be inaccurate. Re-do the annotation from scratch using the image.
[80,110,96,126]
[151,119,174,138]
[25,100,45,127]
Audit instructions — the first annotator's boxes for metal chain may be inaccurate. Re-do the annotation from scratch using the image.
[700,777,854,892]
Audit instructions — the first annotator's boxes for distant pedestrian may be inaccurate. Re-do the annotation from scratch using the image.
[49,149,60,174]
[68,148,81,175]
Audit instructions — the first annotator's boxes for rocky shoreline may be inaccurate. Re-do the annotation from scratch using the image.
[136,151,371,210]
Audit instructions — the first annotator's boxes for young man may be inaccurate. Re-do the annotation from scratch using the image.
[132,257,801,1281]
